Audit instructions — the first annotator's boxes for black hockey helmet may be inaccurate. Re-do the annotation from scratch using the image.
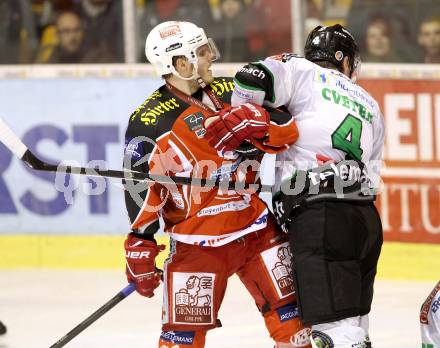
[304,24,361,79]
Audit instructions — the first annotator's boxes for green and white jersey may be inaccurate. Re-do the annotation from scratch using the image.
[232,54,385,192]
[421,281,440,348]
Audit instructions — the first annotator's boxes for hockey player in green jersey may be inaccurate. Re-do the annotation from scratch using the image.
[205,24,385,348]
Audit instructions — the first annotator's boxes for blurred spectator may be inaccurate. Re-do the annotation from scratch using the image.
[36,11,84,63]
[137,0,212,62]
[210,0,250,62]
[74,0,124,62]
[31,0,76,38]
[35,11,113,63]
[0,0,38,64]
[33,0,81,63]
[346,0,415,62]
[363,15,399,62]
[418,15,440,63]
[246,0,292,60]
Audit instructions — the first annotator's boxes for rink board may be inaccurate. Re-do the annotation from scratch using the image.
[0,64,439,244]
[0,235,438,281]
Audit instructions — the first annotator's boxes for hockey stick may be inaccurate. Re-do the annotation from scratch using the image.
[0,118,269,191]
[0,119,373,199]
[49,282,136,348]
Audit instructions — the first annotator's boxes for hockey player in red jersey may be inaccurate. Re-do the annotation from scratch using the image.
[122,21,310,347]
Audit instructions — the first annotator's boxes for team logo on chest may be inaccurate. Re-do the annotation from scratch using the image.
[173,273,215,325]
[183,112,206,138]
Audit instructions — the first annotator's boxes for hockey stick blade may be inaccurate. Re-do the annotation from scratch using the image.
[0,118,152,182]
[49,282,136,348]
[0,118,271,191]
[0,118,28,159]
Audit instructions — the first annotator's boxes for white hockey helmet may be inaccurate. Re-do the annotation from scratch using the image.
[145,21,220,79]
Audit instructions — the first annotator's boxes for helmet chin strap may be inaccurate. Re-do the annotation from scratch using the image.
[170,66,194,81]
[194,65,207,88]
[170,60,207,88]
[186,62,208,89]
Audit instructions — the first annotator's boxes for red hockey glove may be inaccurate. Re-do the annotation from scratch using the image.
[124,233,165,297]
[204,103,269,152]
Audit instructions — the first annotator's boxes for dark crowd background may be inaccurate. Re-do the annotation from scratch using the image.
[1,0,439,64]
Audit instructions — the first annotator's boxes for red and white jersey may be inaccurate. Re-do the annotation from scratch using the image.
[127,79,297,246]
[421,281,440,347]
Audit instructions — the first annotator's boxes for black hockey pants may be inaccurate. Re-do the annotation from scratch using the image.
[287,201,383,325]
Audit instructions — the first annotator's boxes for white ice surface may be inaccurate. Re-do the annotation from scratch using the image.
[0,270,433,348]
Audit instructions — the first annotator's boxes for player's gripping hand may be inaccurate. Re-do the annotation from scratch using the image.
[204,103,269,152]
[124,233,165,297]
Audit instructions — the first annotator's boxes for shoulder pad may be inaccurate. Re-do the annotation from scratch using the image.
[209,77,235,103]
[129,87,183,128]
[234,63,274,103]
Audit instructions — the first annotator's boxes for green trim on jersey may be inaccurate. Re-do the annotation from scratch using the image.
[254,62,276,103]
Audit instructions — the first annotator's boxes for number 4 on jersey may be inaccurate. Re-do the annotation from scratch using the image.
[331,114,363,161]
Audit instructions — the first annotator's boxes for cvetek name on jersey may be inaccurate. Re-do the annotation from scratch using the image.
[322,87,373,124]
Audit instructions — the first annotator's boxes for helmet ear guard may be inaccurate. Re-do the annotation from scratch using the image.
[304,24,361,81]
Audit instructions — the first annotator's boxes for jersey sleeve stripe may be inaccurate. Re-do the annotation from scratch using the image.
[253,62,276,103]
[233,78,265,91]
